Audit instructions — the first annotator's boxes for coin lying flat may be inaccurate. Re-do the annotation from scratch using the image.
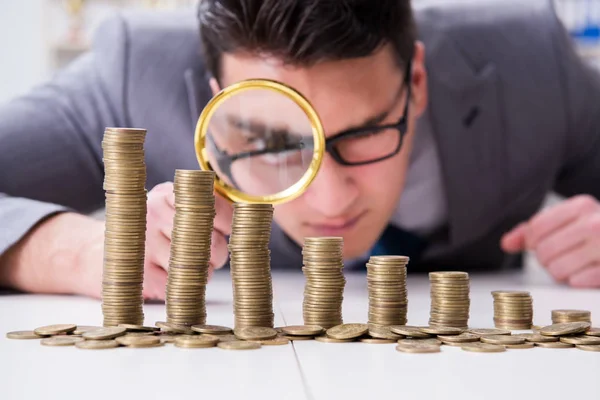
[360,338,397,344]
[505,343,535,349]
[234,327,278,341]
[513,333,558,343]
[73,326,102,335]
[6,331,43,340]
[191,325,232,335]
[34,324,77,336]
[128,342,164,349]
[175,336,219,349]
[282,325,324,336]
[468,328,511,336]
[76,340,119,350]
[535,342,573,349]
[396,344,441,353]
[559,335,600,345]
[217,341,261,350]
[41,337,84,346]
[389,326,433,338]
[368,325,404,340]
[118,324,159,332]
[397,338,441,346]
[116,335,160,346]
[480,335,526,345]
[585,328,600,336]
[315,336,355,343]
[437,333,480,343]
[156,322,194,335]
[539,322,591,336]
[82,327,127,340]
[326,324,369,340]
[250,337,290,346]
[419,326,464,335]
[576,344,600,352]
[461,343,506,353]
[280,335,314,341]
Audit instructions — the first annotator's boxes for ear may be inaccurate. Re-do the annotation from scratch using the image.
[209,77,221,96]
[410,41,428,117]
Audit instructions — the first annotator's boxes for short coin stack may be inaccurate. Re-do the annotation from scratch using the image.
[429,271,470,329]
[552,309,591,324]
[302,237,346,329]
[166,170,216,327]
[492,291,533,330]
[228,203,275,329]
[366,256,409,326]
[101,128,148,327]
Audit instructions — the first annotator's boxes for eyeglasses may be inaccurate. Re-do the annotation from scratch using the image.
[207,61,412,181]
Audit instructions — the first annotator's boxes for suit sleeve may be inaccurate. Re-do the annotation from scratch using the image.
[0,15,130,255]
[550,9,600,200]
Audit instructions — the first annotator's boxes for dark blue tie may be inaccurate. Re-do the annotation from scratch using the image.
[370,224,427,262]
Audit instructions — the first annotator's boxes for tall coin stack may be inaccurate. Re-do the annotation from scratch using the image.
[302,237,346,329]
[101,128,148,327]
[429,271,470,328]
[366,256,409,326]
[492,291,533,330]
[228,203,275,329]
[552,309,591,324]
[166,170,216,327]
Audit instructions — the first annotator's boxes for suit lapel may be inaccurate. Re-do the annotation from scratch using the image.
[426,38,508,250]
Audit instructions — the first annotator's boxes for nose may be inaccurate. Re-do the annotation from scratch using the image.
[303,154,358,217]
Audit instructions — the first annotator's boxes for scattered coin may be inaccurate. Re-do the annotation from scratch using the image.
[175,336,219,349]
[390,326,433,338]
[250,337,290,346]
[559,335,600,345]
[468,328,511,336]
[6,331,43,340]
[437,333,480,343]
[513,333,558,343]
[116,335,160,346]
[480,335,526,345]
[118,324,159,332]
[326,323,369,340]
[505,343,535,349]
[539,322,591,336]
[282,325,324,336]
[156,322,194,334]
[73,326,102,335]
[368,325,404,340]
[41,337,84,346]
[76,340,120,350]
[315,336,355,343]
[461,343,506,353]
[576,344,600,352]
[280,335,315,341]
[361,338,397,344]
[419,326,464,335]
[34,324,77,336]
[535,342,573,349]
[191,325,232,335]
[128,342,164,349]
[82,327,127,340]
[217,341,261,350]
[585,327,600,337]
[397,338,441,346]
[234,327,278,341]
[396,344,441,353]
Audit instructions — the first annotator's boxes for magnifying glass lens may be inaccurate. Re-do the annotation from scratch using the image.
[205,88,315,197]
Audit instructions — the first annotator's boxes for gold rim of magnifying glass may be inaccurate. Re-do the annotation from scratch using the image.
[194,79,325,205]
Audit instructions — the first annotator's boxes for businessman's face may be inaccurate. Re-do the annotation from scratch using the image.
[213,43,428,260]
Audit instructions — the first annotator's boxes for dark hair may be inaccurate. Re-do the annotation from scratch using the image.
[198,0,416,81]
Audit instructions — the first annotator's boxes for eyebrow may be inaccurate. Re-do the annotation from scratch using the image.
[226,115,308,139]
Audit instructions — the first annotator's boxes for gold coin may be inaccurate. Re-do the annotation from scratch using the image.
[396,344,441,353]
[468,328,511,336]
[389,326,433,338]
[279,335,315,341]
[155,322,195,334]
[560,335,600,345]
[118,324,160,332]
[360,338,397,344]
[41,336,84,346]
[536,342,573,349]
[585,327,600,337]
[6,331,43,339]
[480,335,526,345]
[505,343,535,349]
[234,327,277,341]
[326,323,368,340]
[73,326,103,335]
[175,336,219,348]
[282,325,324,336]
[368,325,404,340]
[419,326,464,335]
[437,333,480,343]
[191,325,232,335]
[513,333,558,343]
[82,327,127,340]
[116,335,160,346]
[250,337,290,346]
[127,342,165,348]
[397,338,441,346]
[217,341,261,350]
[76,340,120,350]
[461,343,506,353]
[315,336,355,343]
[539,322,591,336]
[34,324,77,336]
[576,344,600,352]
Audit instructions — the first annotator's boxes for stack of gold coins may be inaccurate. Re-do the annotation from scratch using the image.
[101,128,148,327]
[551,309,591,324]
[228,203,274,328]
[366,256,409,326]
[492,291,533,330]
[166,170,216,327]
[429,271,470,328]
[302,237,345,329]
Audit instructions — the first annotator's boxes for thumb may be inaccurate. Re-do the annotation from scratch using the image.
[501,222,528,253]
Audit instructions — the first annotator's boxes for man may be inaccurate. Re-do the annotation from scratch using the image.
[1,0,600,300]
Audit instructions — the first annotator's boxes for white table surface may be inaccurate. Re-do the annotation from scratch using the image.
[1,268,599,400]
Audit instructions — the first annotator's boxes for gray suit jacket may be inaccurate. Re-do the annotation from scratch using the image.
[1,0,599,274]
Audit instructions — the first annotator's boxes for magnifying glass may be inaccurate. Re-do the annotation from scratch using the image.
[194,79,325,205]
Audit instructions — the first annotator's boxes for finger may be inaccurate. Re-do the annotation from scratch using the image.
[568,264,600,288]
[534,216,592,266]
[501,222,527,253]
[210,229,229,269]
[143,264,168,300]
[546,240,600,282]
[526,195,599,248]
[147,184,175,240]
[147,232,171,272]
[214,193,233,235]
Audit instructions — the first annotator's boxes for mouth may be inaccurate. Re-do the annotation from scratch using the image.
[305,211,367,236]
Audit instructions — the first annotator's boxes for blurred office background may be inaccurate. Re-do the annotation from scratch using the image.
[0,0,599,105]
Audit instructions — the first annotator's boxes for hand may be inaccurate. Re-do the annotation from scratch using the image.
[145,182,231,300]
[501,195,600,287]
